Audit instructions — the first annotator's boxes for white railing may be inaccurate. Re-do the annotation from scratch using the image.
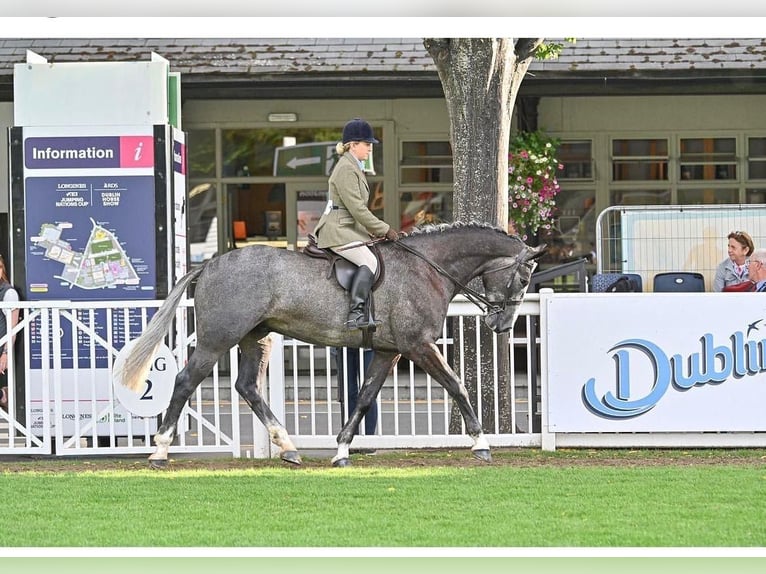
[0,295,543,459]
[3,291,764,460]
[267,295,543,455]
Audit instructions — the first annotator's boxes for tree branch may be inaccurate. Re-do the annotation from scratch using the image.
[514,38,545,62]
[423,38,451,67]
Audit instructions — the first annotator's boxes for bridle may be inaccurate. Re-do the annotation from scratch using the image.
[390,239,529,317]
[480,255,534,320]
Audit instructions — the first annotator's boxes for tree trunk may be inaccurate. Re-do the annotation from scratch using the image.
[424,38,542,434]
[423,38,541,226]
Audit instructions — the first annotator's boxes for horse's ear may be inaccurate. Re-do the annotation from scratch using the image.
[526,244,547,261]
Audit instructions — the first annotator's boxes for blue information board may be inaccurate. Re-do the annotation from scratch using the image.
[24,175,157,300]
[19,129,165,371]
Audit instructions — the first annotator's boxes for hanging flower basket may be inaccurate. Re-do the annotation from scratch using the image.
[508,131,563,241]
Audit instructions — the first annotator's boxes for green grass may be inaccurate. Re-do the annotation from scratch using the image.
[2,449,765,547]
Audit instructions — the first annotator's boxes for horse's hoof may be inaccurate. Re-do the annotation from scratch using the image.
[281,450,302,466]
[332,457,351,468]
[472,449,492,463]
[149,458,168,470]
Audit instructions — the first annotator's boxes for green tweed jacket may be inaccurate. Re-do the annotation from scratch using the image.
[314,152,390,248]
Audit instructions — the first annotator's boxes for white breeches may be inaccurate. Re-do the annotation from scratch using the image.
[332,244,378,274]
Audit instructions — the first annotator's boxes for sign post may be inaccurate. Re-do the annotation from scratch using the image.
[8,51,186,437]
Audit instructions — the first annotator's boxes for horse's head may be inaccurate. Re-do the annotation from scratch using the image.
[482,244,545,333]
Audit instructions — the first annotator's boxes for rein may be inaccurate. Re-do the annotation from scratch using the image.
[391,239,522,316]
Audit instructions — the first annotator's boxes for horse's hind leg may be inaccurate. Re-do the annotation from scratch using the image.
[332,351,399,467]
[235,332,301,465]
[408,342,492,462]
[149,347,219,468]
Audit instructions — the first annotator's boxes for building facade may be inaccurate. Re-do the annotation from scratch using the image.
[2,37,766,268]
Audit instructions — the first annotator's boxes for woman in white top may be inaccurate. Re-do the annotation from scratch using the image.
[0,254,19,411]
[713,230,755,292]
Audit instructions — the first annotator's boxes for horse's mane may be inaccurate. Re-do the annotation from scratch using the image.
[406,221,525,243]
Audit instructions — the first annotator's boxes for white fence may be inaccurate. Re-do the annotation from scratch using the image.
[0,296,542,459]
[3,290,765,460]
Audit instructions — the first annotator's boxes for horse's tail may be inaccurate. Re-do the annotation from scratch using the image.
[115,264,206,392]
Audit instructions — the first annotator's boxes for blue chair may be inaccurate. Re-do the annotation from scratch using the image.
[591,273,643,293]
[653,272,705,293]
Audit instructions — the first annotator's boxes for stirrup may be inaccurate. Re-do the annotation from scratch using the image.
[345,313,380,331]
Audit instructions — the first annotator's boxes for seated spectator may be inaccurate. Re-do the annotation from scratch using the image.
[748,249,766,292]
[713,231,754,292]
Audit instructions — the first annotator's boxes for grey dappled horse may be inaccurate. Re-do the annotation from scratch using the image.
[116,222,544,467]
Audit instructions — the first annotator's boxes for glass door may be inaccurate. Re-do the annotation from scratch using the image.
[286,181,329,250]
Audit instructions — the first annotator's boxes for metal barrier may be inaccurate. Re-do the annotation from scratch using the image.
[0,299,241,458]
[595,204,766,292]
[0,295,543,458]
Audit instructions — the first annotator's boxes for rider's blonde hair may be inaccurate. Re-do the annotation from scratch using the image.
[336,141,351,155]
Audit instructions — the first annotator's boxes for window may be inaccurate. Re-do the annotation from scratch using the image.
[187,129,216,178]
[746,188,766,203]
[612,138,668,181]
[187,182,218,264]
[221,127,384,177]
[679,137,736,181]
[398,140,454,231]
[677,188,739,204]
[399,191,453,231]
[747,137,766,180]
[610,189,671,206]
[400,141,453,184]
[558,140,593,180]
[540,188,596,265]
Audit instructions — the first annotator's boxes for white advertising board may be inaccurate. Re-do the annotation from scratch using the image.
[545,292,766,432]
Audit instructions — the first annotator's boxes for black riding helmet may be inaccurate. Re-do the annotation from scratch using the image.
[342,118,379,144]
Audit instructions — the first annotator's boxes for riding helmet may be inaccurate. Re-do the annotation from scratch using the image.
[342,118,379,144]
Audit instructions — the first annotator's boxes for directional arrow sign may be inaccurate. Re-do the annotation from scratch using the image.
[273,141,338,176]
[286,155,321,170]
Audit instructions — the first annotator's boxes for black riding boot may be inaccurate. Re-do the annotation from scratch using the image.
[346,265,375,330]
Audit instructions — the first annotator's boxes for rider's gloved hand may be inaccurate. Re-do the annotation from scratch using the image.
[385,228,400,241]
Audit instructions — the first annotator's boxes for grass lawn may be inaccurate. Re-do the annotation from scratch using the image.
[1,448,764,547]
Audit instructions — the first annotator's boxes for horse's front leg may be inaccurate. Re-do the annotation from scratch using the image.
[332,351,400,467]
[408,342,491,462]
[236,332,301,465]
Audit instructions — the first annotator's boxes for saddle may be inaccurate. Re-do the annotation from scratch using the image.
[302,235,385,348]
[302,234,384,290]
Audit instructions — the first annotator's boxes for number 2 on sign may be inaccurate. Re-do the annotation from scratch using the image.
[140,381,154,401]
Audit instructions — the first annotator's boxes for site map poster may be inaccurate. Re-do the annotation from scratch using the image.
[23,133,157,300]
[25,175,156,300]
[22,129,161,369]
